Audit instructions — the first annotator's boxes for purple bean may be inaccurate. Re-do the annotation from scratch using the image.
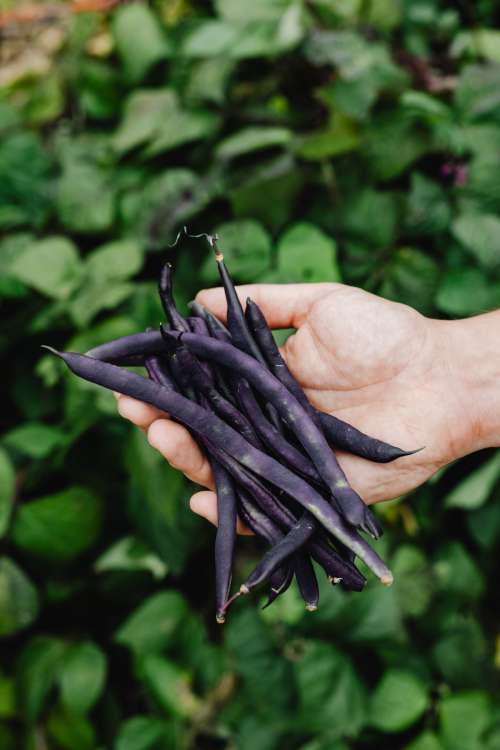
[235,378,320,484]
[146,354,236,623]
[240,514,316,594]
[245,298,323,427]
[167,339,261,449]
[211,460,238,623]
[294,554,319,611]
[236,490,294,608]
[86,331,164,361]
[262,564,294,608]
[316,411,422,463]
[43,348,392,584]
[188,301,231,340]
[164,331,381,538]
[208,238,284,434]
[159,263,190,333]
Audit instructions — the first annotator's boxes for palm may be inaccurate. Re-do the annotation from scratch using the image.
[280,285,461,503]
[117,282,472,530]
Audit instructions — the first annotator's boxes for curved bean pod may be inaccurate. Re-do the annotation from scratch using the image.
[44,349,392,584]
[165,330,381,538]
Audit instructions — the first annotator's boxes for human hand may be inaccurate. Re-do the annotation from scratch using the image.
[116,282,496,530]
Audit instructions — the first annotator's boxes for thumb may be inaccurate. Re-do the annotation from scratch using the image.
[195,283,335,330]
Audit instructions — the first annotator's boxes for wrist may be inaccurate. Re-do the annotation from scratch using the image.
[437,311,500,457]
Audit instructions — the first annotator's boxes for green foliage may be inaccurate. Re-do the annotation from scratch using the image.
[369,669,428,732]
[59,641,107,715]
[11,486,103,563]
[1,0,499,747]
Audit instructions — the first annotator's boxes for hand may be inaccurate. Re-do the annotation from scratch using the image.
[115,282,493,531]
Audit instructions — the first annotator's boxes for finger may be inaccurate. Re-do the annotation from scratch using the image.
[117,395,165,429]
[190,490,253,535]
[196,283,336,330]
[147,419,215,489]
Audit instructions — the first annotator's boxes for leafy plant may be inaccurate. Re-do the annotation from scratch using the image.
[1,0,499,747]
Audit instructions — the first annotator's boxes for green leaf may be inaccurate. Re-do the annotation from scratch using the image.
[185,58,233,105]
[59,641,107,715]
[115,716,171,750]
[0,233,33,299]
[10,237,83,300]
[436,268,500,316]
[295,641,367,735]
[216,0,293,23]
[112,90,174,154]
[200,219,272,283]
[139,655,199,718]
[339,189,399,248]
[216,127,292,160]
[16,636,67,722]
[21,74,65,126]
[2,422,65,459]
[345,585,404,643]
[226,608,294,715]
[181,20,238,57]
[363,111,431,180]
[366,0,402,30]
[57,161,115,234]
[230,155,303,231]
[12,486,103,563]
[67,316,138,356]
[452,30,500,64]
[0,132,53,229]
[114,591,189,655]
[183,7,304,59]
[298,113,360,160]
[0,673,15,718]
[68,281,133,328]
[452,213,500,270]
[0,558,39,637]
[467,502,500,548]
[454,64,500,120]
[379,247,439,313]
[369,669,428,732]
[401,91,453,125]
[392,545,434,617]
[113,89,218,159]
[405,173,451,235]
[432,616,486,686]
[86,239,143,281]
[445,451,500,510]
[67,243,141,326]
[125,430,198,573]
[46,704,96,750]
[433,542,485,600]
[404,731,444,750]
[78,59,121,120]
[95,536,168,580]
[439,691,492,750]
[121,168,210,249]
[276,223,340,282]
[323,76,378,121]
[0,450,15,538]
[112,4,170,83]
[236,716,284,750]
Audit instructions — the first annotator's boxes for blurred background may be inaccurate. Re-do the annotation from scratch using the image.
[1,0,500,748]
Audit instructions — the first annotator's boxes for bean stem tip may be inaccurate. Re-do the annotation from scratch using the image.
[40,345,61,357]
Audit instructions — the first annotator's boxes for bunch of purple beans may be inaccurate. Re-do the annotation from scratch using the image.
[44,233,420,622]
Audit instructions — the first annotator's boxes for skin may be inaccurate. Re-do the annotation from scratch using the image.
[115,282,500,533]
